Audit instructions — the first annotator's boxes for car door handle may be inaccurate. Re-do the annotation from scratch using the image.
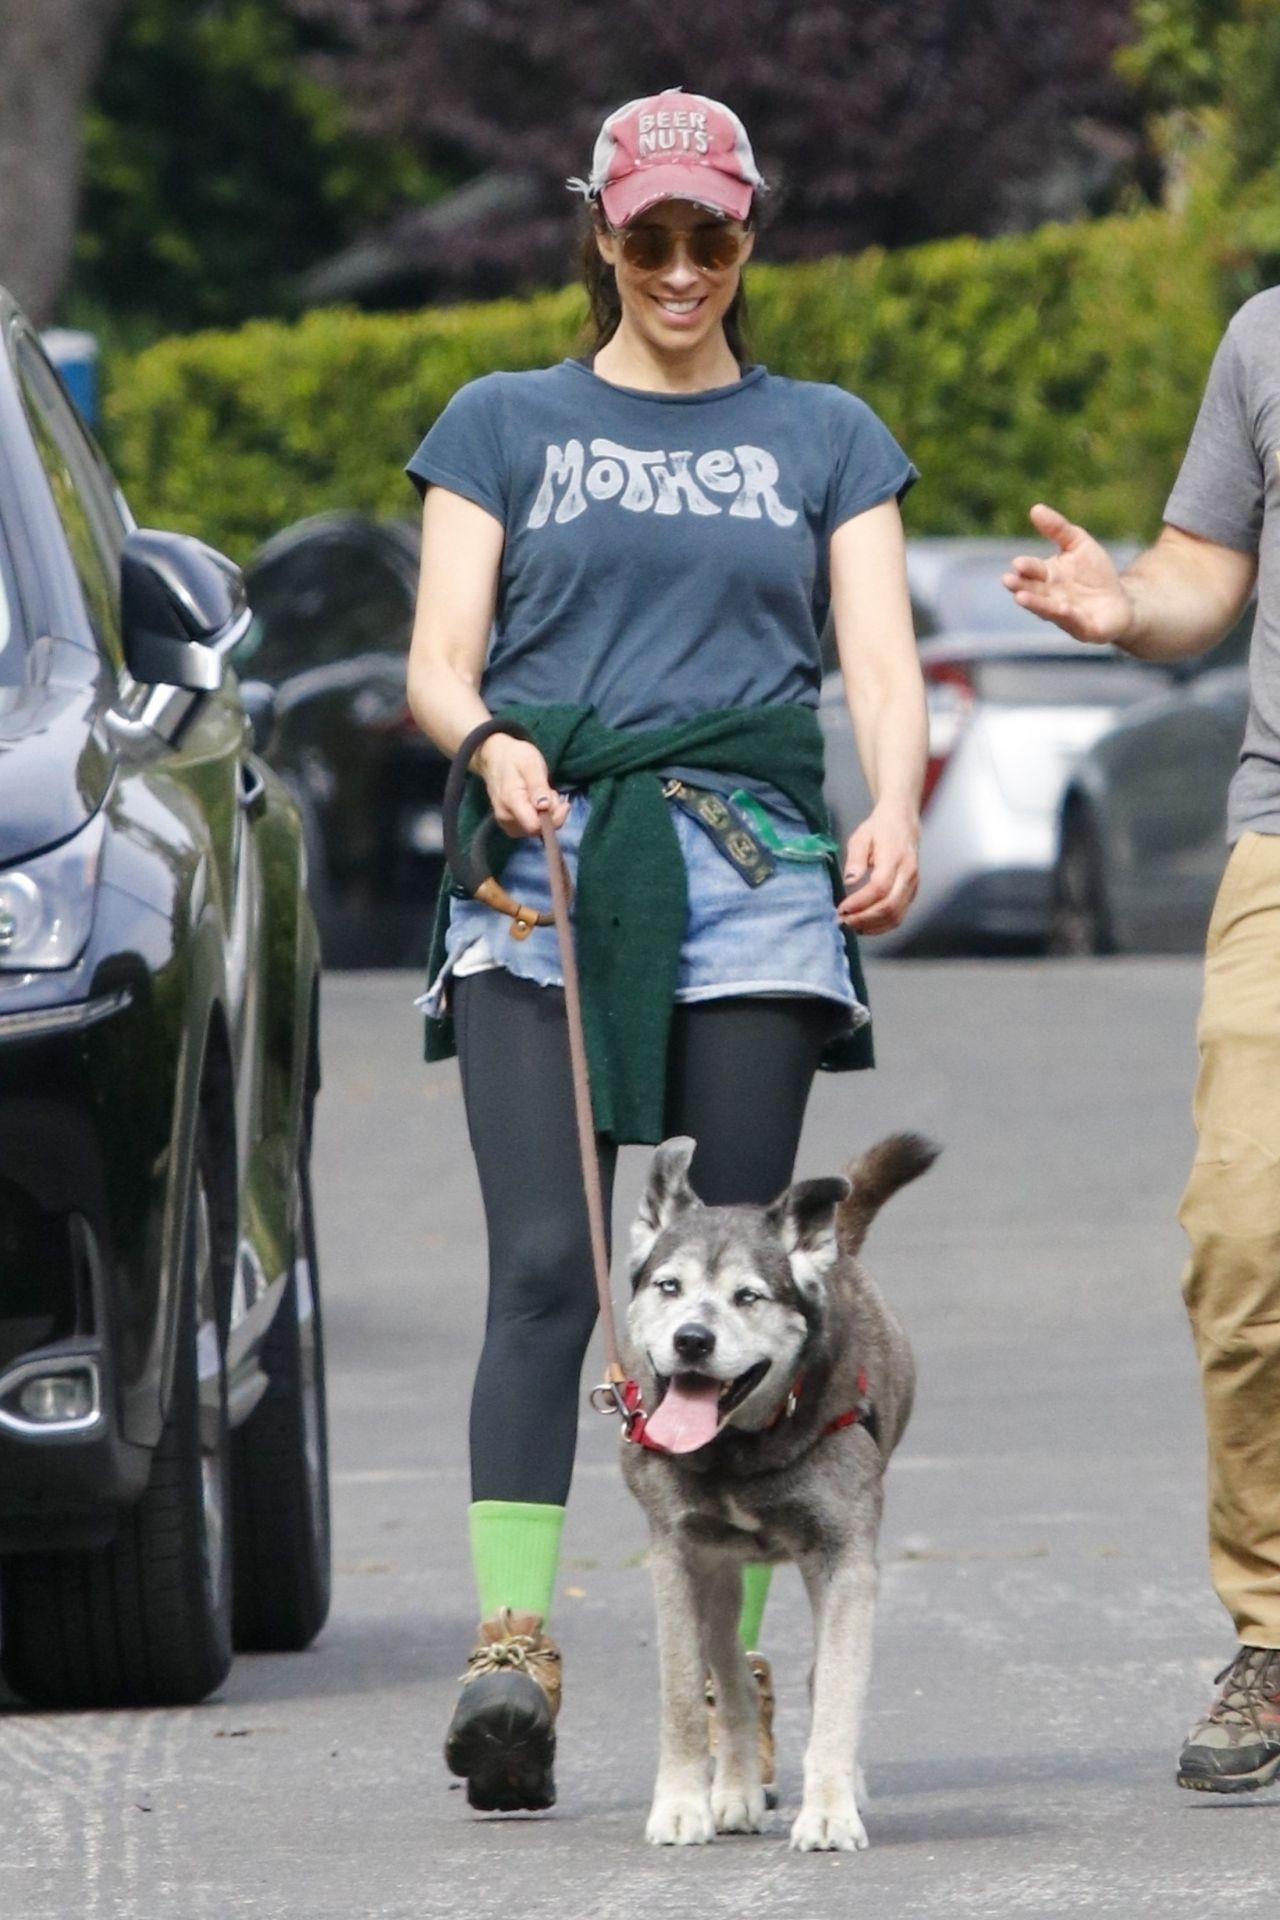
[239,761,267,818]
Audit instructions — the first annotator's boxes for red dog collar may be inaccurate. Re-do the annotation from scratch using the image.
[619,1369,877,1455]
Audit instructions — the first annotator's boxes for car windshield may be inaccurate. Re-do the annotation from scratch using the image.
[0,511,26,689]
[928,559,1045,636]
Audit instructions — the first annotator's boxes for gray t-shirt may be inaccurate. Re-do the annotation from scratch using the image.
[1164,289,1280,840]
[406,360,916,733]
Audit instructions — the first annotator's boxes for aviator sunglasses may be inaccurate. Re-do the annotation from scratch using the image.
[608,219,748,274]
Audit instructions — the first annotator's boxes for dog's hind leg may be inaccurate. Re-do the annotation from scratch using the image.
[791,1546,877,1852]
[703,1559,766,1834]
[644,1535,716,1845]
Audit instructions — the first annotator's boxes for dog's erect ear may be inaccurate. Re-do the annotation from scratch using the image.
[629,1136,698,1278]
[766,1176,852,1296]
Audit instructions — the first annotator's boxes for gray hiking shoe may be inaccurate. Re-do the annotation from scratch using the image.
[1177,1645,1280,1793]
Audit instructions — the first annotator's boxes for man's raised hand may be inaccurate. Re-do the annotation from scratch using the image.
[1002,503,1134,647]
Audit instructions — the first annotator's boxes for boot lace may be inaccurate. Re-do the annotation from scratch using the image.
[461,1624,561,1686]
[1208,1647,1280,1731]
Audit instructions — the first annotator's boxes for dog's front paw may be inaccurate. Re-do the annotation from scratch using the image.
[789,1794,868,1853]
[711,1777,765,1834]
[646,1787,716,1846]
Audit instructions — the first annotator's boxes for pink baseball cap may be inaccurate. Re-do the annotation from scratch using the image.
[570,88,765,227]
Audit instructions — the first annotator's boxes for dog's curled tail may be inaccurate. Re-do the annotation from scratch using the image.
[838,1132,940,1255]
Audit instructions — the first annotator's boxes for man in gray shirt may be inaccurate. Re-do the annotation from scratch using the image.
[1004,287,1280,1792]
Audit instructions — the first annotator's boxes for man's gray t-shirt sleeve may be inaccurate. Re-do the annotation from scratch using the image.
[1164,328,1264,554]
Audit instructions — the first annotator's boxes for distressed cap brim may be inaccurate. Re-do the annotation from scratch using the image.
[600,163,754,229]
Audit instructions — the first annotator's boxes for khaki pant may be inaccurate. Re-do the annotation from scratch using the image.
[1179,831,1280,1647]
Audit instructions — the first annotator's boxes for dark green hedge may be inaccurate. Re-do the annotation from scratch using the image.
[105,209,1227,561]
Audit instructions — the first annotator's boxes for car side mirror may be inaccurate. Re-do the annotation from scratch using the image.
[239,679,278,756]
[121,529,250,691]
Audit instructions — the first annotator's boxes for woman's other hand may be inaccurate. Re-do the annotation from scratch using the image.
[1001,504,1135,646]
[838,799,920,935]
[474,735,570,837]
[829,498,927,934]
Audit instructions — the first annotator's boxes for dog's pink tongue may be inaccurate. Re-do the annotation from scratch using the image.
[644,1378,721,1454]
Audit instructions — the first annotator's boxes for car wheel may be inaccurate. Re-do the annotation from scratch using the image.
[0,1123,234,1708]
[231,1111,331,1651]
[1049,806,1116,957]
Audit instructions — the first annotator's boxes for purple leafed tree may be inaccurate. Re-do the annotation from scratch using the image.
[290,0,1142,304]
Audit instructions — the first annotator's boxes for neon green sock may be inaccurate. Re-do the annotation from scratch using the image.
[739,1562,773,1650]
[468,1501,565,1624]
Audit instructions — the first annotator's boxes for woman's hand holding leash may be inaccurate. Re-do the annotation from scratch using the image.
[473,734,571,837]
[839,799,920,935]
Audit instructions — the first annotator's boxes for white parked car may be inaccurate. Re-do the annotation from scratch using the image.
[820,537,1168,952]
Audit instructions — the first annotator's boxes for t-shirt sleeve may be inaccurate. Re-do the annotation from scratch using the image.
[826,389,919,533]
[1164,328,1263,554]
[404,376,509,523]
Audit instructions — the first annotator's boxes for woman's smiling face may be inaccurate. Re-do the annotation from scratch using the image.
[595,199,754,361]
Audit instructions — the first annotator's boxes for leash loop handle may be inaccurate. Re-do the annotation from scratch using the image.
[442,721,625,1387]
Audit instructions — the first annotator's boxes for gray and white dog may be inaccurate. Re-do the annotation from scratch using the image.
[621,1131,936,1852]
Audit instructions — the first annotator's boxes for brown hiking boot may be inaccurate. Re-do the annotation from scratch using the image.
[444,1608,562,1811]
[1177,1645,1280,1793]
[706,1650,777,1810]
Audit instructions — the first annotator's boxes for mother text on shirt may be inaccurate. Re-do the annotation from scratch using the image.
[526,438,800,529]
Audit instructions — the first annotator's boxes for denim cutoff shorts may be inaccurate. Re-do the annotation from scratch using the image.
[419,790,866,1033]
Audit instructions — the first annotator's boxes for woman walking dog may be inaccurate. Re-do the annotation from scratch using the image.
[405,87,927,1815]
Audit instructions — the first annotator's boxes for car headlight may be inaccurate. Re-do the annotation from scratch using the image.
[0,812,106,971]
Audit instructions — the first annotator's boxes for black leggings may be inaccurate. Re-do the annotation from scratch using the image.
[454,968,836,1504]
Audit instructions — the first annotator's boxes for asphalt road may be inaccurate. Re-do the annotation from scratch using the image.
[4,958,1278,1919]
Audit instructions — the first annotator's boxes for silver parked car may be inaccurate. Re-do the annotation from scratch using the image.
[820,537,1166,952]
[1049,629,1251,954]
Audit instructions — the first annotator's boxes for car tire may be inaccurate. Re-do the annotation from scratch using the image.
[1049,805,1117,957]
[0,1123,234,1709]
[231,1114,331,1651]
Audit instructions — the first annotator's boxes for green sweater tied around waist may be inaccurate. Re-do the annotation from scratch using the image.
[424,702,873,1145]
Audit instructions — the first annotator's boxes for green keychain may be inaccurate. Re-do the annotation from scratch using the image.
[662,778,839,886]
[728,789,839,864]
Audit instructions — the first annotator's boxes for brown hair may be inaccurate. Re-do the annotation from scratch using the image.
[578,211,754,366]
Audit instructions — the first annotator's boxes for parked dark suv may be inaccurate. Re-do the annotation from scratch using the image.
[0,289,330,1707]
